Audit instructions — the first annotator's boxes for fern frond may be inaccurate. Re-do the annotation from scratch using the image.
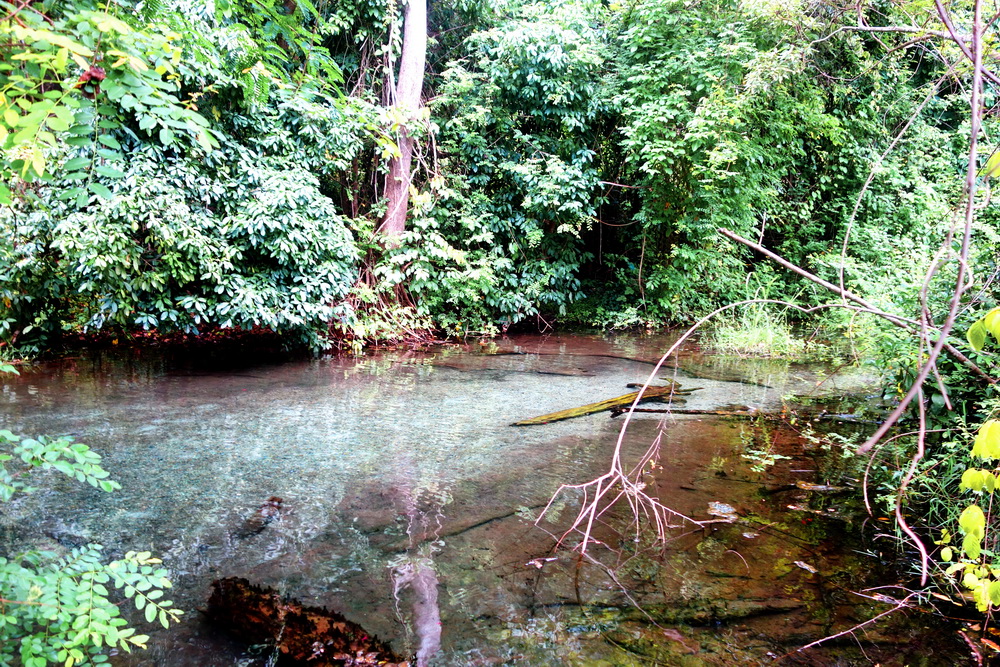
[138,0,165,22]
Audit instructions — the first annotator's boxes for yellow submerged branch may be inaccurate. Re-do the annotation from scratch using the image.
[512,380,697,426]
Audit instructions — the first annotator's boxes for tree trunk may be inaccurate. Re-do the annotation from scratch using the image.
[379,0,427,237]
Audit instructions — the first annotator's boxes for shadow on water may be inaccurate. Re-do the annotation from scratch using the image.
[0,333,961,665]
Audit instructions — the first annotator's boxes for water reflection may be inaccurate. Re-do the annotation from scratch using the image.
[388,481,447,666]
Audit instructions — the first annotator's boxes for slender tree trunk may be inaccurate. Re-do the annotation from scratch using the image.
[380,0,427,237]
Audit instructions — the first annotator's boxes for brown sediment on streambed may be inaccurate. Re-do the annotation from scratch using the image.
[206,577,410,666]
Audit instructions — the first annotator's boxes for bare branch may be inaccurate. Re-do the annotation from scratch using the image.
[851,0,989,455]
[788,591,920,658]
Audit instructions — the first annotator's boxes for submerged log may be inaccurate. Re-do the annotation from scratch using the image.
[609,407,757,418]
[206,577,409,666]
[435,362,592,377]
[512,381,696,426]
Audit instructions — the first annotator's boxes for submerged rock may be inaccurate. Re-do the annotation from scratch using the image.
[706,501,739,522]
[234,496,283,539]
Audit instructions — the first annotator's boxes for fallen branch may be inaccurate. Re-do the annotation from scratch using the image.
[782,591,920,660]
[512,381,695,426]
[608,407,759,418]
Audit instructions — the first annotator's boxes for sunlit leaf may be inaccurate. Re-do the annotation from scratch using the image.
[964,532,983,560]
[972,421,1000,459]
[962,468,984,491]
[960,504,987,539]
[969,319,988,351]
[988,581,1000,606]
[986,308,1000,341]
[983,150,1000,179]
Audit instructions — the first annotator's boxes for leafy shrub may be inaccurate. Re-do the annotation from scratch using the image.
[421,1,609,328]
[2,150,360,349]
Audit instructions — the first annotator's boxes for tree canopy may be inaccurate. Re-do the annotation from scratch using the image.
[2,0,988,352]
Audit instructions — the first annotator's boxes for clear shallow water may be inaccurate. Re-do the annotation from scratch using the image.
[0,333,950,665]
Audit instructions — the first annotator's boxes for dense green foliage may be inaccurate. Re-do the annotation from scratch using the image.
[0,0,386,350]
[0,0,981,348]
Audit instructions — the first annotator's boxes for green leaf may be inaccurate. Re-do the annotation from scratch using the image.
[969,318,988,351]
[989,581,1000,606]
[986,308,1000,341]
[972,421,1000,460]
[961,469,985,492]
[195,130,216,151]
[144,602,157,624]
[960,469,998,493]
[964,532,983,560]
[88,183,113,200]
[47,114,71,132]
[97,135,121,150]
[64,157,90,170]
[94,165,125,179]
[984,150,1000,179]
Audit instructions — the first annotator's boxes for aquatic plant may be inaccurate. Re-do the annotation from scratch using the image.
[705,305,805,359]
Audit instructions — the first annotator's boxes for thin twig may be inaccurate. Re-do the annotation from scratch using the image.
[787,592,920,658]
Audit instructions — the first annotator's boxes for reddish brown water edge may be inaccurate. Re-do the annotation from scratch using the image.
[0,332,966,665]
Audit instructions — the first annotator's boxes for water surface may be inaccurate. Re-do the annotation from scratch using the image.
[0,333,954,665]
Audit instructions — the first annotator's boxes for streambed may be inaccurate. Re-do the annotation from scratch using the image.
[0,333,958,665]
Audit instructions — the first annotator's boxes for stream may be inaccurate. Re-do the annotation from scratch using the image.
[0,332,961,665]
